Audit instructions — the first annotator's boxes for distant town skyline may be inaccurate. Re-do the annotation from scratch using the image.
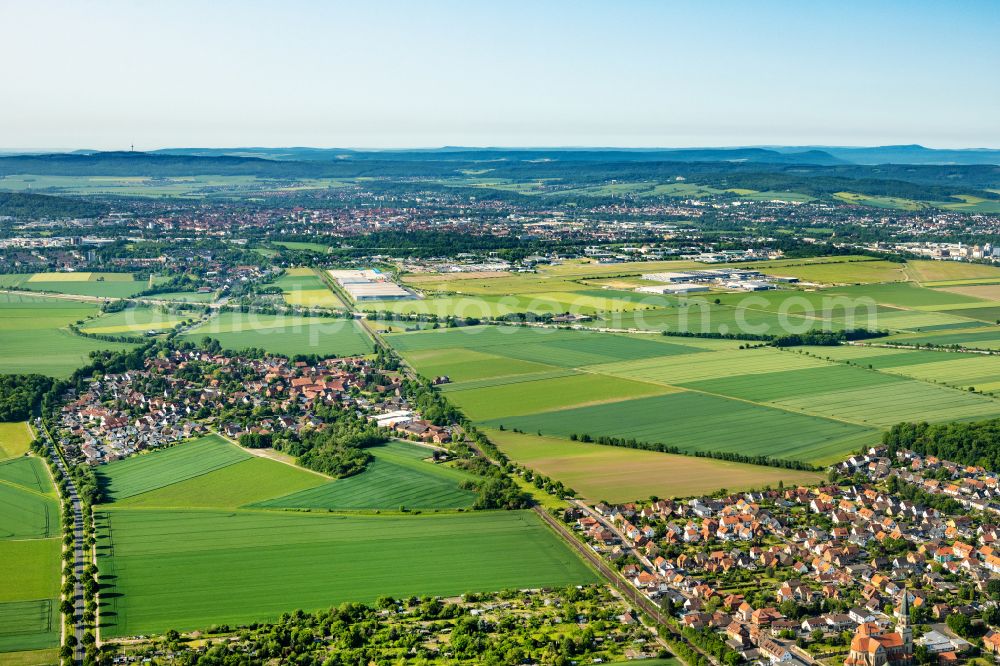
[2,0,998,150]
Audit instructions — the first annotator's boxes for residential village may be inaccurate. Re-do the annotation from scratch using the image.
[44,343,1000,666]
[563,446,1000,666]
[56,348,451,465]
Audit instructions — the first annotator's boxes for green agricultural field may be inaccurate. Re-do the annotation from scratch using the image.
[886,327,1000,350]
[97,434,251,501]
[79,306,191,335]
[182,312,372,357]
[16,272,146,298]
[0,294,136,377]
[487,429,824,502]
[389,326,700,366]
[115,456,327,509]
[273,240,331,252]
[447,372,676,420]
[267,269,344,308]
[255,441,477,511]
[149,290,218,303]
[0,422,32,459]
[586,347,827,385]
[0,480,59,540]
[96,509,596,637]
[402,347,558,383]
[0,174,343,198]
[678,360,1000,427]
[0,540,60,604]
[485,391,876,465]
[844,352,1000,393]
[0,445,60,654]
[0,458,54,496]
[831,282,987,309]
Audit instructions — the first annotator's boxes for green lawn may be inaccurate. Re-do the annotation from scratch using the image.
[97,435,251,501]
[96,509,596,637]
[253,441,477,510]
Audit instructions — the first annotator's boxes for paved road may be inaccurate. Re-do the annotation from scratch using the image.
[37,420,86,665]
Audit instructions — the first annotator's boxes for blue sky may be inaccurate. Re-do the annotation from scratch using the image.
[1,0,997,150]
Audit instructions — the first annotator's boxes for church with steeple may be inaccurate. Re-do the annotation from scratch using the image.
[843,590,913,666]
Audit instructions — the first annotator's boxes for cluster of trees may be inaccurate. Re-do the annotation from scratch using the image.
[281,408,385,478]
[564,431,819,471]
[883,418,1000,471]
[133,273,205,297]
[771,328,888,347]
[0,373,54,421]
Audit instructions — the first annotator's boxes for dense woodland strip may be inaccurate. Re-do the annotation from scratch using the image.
[884,418,1000,471]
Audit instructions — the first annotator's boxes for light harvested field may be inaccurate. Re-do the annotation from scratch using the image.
[448,372,675,420]
[938,285,1000,301]
[0,423,32,460]
[254,441,477,511]
[484,391,876,465]
[182,312,372,357]
[487,429,824,502]
[96,509,597,637]
[115,457,327,509]
[747,260,907,284]
[0,294,136,377]
[908,260,1000,283]
[97,435,251,501]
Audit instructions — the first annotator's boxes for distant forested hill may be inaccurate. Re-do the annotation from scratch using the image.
[0,190,109,218]
[0,151,998,203]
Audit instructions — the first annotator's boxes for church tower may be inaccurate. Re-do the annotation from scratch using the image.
[896,588,913,656]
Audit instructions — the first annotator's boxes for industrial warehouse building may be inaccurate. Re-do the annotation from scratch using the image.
[327,269,416,301]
